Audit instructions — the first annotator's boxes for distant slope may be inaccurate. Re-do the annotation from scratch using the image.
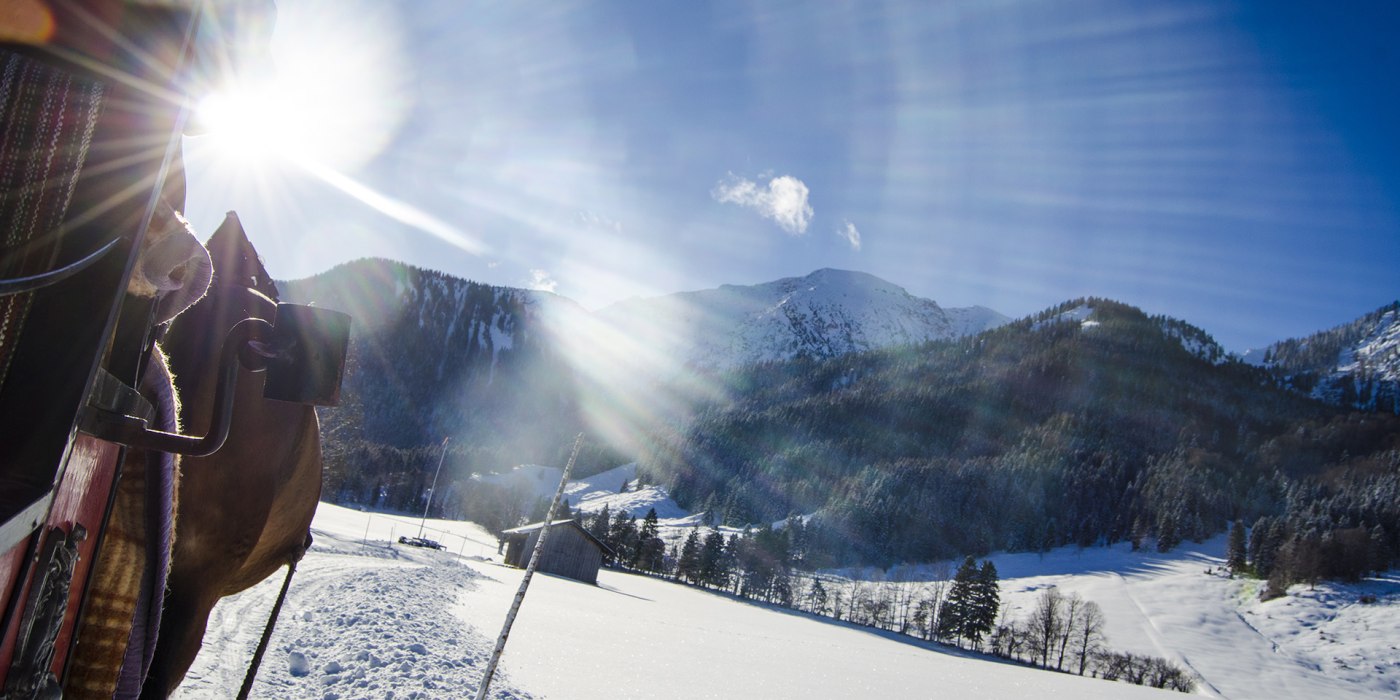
[477,462,691,522]
[1245,301,1400,413]
[643,297,1400,566]
[598,268,1009,371]
[280,258,592,471]
[279,260,1012,511]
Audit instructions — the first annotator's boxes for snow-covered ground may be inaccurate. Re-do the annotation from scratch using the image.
[481,462,693,523]
[175,503,1398,699]
[173,506,529,700]
[981,539,1399,699]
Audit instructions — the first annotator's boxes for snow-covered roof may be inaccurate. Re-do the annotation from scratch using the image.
[502,519,579,534]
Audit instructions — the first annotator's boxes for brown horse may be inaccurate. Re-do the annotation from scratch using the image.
[139,211,324,697]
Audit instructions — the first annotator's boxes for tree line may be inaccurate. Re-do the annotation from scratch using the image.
[578,510,1193,694]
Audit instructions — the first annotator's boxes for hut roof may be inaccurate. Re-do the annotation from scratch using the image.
[501,519,615,557]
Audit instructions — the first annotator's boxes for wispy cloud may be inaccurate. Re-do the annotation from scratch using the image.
[838,220,862,251]
[577,210,623,233]
[526,269,558,293]
[713,173,814,234]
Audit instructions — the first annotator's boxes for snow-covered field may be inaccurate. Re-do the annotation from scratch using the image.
[983,541,1399,699]
[174,503,1398,699]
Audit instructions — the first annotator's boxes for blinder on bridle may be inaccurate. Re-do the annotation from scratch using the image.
[259,303,350,407]
[82,301,349,456]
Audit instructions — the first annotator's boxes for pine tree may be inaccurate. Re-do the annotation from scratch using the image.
[588,504,611,542]
[807,578,829,615]
[1156,508,1181,553]
[786,514,809,571]
[636,508,665,572]
[968,560,1000,646]
[698,529,725,588]
[610,513,638,567]
[937,556,979,645]
[1227,519,1248,576]
[1250,516,1286,578]
[678,529,702,583]
[721,534,742,592]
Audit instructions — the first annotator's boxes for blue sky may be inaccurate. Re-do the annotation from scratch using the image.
[183,0,1400,352]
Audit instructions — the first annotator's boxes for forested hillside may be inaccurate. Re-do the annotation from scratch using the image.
[280,259,613,508]
[1251,301,1400,413]
[283,261,1399,580]
[640,299,1400,573]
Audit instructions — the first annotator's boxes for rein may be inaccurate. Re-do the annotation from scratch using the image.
[235,538,307,700]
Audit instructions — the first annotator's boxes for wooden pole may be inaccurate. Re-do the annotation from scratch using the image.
[474,433,583,700]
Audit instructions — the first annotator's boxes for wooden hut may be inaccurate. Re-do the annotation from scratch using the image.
[499,519,614,584]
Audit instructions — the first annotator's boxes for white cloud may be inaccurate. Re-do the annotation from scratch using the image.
[713,173,814,234]
[526,269,558,293]
[838,220,862,251]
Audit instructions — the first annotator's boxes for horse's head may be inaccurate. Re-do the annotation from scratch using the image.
[162,211,279,433]
[204,210,279,319]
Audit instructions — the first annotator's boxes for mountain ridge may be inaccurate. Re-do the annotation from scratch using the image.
[598,267,1010,370]
[1244,301,1400,413]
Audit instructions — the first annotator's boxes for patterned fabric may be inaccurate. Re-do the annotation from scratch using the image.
[67,349,181,700]
[0,46,185,700]
[0,48,105,391]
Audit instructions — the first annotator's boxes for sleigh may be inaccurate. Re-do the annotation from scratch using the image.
[1,3,348,697]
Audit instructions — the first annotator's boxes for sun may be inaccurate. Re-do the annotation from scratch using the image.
[187,0,413,174]
[194,87,294,164]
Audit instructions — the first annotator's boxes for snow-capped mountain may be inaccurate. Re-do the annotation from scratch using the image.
[597,268,1009,371]
[281,261,1008,459]
[1244,301,1400,413]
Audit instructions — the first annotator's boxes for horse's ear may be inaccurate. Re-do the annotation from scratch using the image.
[206,211,279,300]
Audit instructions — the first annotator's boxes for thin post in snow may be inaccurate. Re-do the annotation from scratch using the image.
[418,436,452,539]
[474,433,584,700]
[363,514,372,545]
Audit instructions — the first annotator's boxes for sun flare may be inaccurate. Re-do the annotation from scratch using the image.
[195,88,294,163]
[187,0,411,174]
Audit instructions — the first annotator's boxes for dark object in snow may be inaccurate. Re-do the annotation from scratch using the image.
[398,536,446,550]
[499,520,614,584]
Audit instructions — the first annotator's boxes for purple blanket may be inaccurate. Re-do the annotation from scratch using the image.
[114,351,180,699]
